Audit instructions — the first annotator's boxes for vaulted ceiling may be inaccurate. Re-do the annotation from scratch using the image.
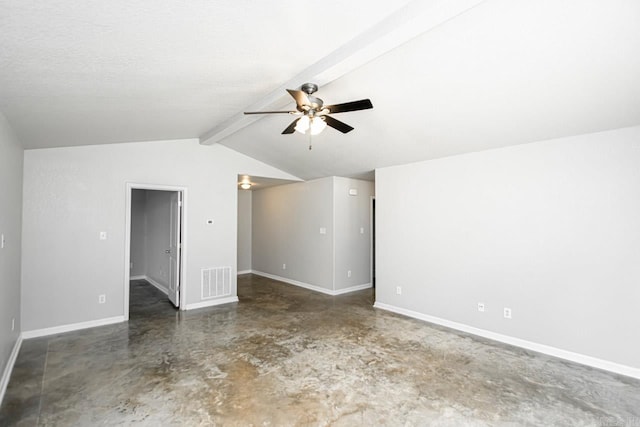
[2,0,639,180]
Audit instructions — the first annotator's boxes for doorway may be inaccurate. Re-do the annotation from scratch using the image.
[124,183,187,320]
[371,196,376,289]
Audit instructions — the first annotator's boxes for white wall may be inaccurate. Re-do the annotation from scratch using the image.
[375,126,640,371]
[130,189,146,277]
[0,113,23,390]
[252,177,374,293]
[333,177,375,290]
[21,139,299,331]
[252,177,335,290]
[144,190,173,289]
[237,189,252,273]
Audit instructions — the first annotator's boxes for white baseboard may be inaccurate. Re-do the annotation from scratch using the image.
[252,271,371,296]
[237,270,252,275]
[252,271,335,295]
[185,296,239,310]
[143,276,169,295]
[22,316,127,339]
[333,283,372,295]
[0,334,23,406]
[373,302,640,380]
[130,275,169,295]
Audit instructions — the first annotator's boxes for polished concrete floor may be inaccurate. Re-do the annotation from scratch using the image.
[1,275,639,426]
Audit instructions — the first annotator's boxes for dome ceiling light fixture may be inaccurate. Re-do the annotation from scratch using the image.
[239,176,252,190]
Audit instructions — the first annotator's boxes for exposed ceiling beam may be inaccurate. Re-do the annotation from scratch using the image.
[199,0,487,145]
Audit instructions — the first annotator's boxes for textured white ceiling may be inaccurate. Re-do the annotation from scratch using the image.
[2,0,640,181]
[0,0,411,148]
[221,0,640,179]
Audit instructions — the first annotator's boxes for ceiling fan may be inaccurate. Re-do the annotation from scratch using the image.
[244,83,373,137]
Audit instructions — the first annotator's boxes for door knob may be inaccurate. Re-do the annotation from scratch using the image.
[165,249,171,254]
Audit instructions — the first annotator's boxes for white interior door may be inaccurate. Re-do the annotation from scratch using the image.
[168,191,181,307]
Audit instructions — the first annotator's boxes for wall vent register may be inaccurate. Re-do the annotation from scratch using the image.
[201,266,232,299]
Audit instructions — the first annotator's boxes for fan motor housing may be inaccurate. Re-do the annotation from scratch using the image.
[301,82,319,95]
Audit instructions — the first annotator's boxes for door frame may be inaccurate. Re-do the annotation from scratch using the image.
[370,196,376,289]
[124,182,188,320]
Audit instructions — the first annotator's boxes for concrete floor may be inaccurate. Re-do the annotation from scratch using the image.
[1,274,639,426]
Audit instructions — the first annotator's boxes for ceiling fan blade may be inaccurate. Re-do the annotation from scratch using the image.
[324,99,373,114]
[282,118,300,134]
[244,111,296,115]
[324,115,354,134]
[287,89,311,108]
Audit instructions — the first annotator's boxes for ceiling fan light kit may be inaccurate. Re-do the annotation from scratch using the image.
[309,117,327,135]
[294,115,310,133]
[294,115,327,136]
[244,83,373,148]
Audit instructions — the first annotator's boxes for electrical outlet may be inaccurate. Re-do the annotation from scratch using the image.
[282,263,286,270]
[504,307,512,319]
[478,303,485,312]
[396,286,402,295]
[98,294,106,304]
[347,270,352,278]
[1,233,5,249]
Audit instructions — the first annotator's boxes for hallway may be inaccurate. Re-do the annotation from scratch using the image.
[1,275,639,425]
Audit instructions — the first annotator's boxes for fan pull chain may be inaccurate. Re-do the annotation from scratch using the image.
[308,132,312,150]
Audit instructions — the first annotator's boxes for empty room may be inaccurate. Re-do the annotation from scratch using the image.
[1,0,639,425]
